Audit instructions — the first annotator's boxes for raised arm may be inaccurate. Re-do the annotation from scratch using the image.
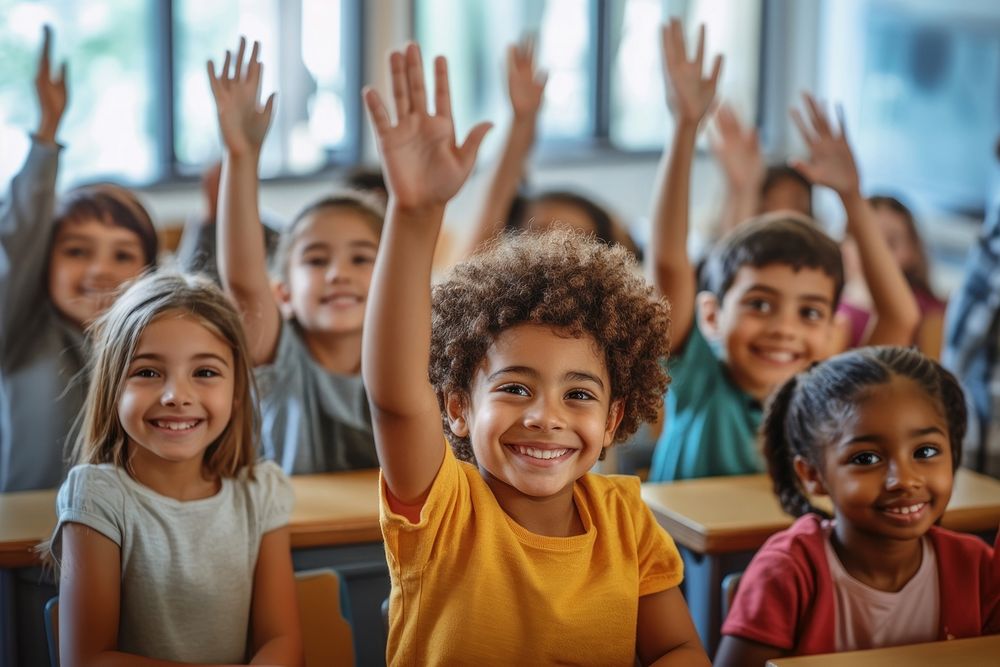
[711,104,764,236]
[362,45,491,505]
[457,38,546,261]
[650,20,722,351]
[208,38,281,365]
[0,26,68,352]
[790,95,919,349]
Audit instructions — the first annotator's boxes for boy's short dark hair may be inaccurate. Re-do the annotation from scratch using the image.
[271,190,385,280]
[54,184,159,266]
[703,214,844,305]
[762,166,812,206]
[430,229,670,462]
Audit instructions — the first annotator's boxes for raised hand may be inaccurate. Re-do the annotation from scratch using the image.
[35,25,68,144]
[507,37,547,119]
[790,94,859,196]
[660,19,722,125]
[363,44,491,212]
[711,104,764,191]
[207,38,275,157]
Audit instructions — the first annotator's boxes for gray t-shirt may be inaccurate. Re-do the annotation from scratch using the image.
[255,321,378,474]
[0,139,88,492]
[53,461,293,664]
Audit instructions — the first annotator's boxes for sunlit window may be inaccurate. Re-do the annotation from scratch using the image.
[0,0,360,187]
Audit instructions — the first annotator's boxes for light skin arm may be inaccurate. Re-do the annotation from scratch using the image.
[59,524,253,667]
[458,39,546,261]
[362,44,491,507]
[711,104,764,236]
[208,38,282,365]
[34,25,68,146]
[714,635,786,667]
[790,95,919,349]
[650,20,722,351]
[248,528,303,666]
[635,587,710,666]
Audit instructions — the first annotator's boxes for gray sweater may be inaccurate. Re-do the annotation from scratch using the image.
[0,139,88,491]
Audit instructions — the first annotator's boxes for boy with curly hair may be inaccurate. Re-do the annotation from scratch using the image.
[648,21,918,481]
[362,44,708,666]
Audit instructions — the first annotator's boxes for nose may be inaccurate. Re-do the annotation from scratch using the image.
[885,457,923,492]
[86,250,117,283]
[766,305,798,339]
[325,256,350,283]
[522,394,566,431]
[161,376,194,408]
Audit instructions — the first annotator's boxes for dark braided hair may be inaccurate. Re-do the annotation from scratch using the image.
[762,346,967,518]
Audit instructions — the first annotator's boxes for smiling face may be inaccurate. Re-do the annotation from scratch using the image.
[118,311,235,472]
[799,375,954,544]
[446,324,623,502]
[47,219,148,328]
[278,207,379,335]
[699,263,836,400]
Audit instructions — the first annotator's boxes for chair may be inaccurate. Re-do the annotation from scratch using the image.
[44,596,59,667]
[295,568,355,667]
[721,572,742,622]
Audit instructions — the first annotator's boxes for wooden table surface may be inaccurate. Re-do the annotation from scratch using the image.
[767,635,1000,666]
[0,468,383,568]
[642,468,1000,553]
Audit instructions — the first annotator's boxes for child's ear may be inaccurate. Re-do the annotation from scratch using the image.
[445,392,469,437]
[793,455,828,496]
[603,399,625,446]
[273,280,294,320]
[696,291,722,340]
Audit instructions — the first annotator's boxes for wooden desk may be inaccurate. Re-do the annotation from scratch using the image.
[767,635,1000,666]
[641,468,1000,657]
[0,469,388,667]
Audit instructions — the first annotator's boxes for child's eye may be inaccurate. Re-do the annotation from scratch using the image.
[63,246,89,259]
[801,307,825,322]
[849,451,882,466]
[566,389,596,401]
[115,251,140,264]
[194,367,222,379]
[914,445,941,460]
[352,254,375,265]
[303,255,328,267]
[746,298,771,313]
[498,384,530,396]
[131,367,159,379]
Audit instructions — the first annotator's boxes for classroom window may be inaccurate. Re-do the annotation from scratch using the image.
[817,0,1000,211]
[0,0,361,188]
[413,0,762,155]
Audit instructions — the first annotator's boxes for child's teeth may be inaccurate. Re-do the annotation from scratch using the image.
[156,421,197,430]
[515,446,569,460]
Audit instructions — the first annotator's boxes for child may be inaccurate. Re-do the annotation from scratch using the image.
[49,272,302,666]
[361,43,707,665]
[208,39,380,474]
[716,346,1000,665]
[838,195,947,358]
[456,39,639,262]
[647,20,919,481]
[712,103,814,235]
[0,27,159,492]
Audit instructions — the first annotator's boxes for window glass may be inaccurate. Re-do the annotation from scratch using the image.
[0,0,156,187]
[818,0,1000,210]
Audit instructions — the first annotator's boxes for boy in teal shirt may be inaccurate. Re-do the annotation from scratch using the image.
[649,20,919,481]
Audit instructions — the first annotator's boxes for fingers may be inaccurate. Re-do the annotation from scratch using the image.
[803,93,832,138]
[694,24,705,71]
[38,25,52,76]
[221,50,232,81]
[458,121,493,168]
[261,92,276,126]
[788,159,816,184]
[789,108,817,149]
[233,37,247,80]
[433,56,452,120]
[406,43,428,114]
[363,86,392,136]
[389,50,410,120]
[835,103,848,140]
[57,62,67,87]
[708,53,723,91]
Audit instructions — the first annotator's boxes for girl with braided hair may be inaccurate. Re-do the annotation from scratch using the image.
[716,346,1000,666]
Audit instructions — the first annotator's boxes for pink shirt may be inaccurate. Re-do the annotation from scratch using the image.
[824,529,939,651]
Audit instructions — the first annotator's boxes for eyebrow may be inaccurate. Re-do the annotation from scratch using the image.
[744,284,832,305]
[131,352,231,367]
[57,233,143,249]
[487,366,606,390]
[843,426,947,446]
[300,239,378,254]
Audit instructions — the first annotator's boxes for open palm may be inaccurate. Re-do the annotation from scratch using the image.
[711,104,764,190]
[790,94,859,195]
[35,26,68,135]
[364,44,491,210]
[207,38,275,155]
[507,38,547,118]
[661,19,722,125]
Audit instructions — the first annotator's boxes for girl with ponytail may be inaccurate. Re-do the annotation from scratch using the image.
[716,346,1000,666]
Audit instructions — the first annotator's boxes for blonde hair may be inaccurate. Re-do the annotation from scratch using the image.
[72,272,259,479]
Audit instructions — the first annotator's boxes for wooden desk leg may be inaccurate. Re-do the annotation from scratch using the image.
[679,547,755,660]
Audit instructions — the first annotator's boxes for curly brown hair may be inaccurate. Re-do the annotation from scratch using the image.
[430,229,670,461]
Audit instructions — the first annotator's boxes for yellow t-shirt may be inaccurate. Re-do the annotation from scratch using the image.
[380,444,684,666]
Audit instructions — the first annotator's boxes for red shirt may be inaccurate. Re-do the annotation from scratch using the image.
[722,514,1000,655]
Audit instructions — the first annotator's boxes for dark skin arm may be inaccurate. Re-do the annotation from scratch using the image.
[714,635,786,667]
[635,587,710,666]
